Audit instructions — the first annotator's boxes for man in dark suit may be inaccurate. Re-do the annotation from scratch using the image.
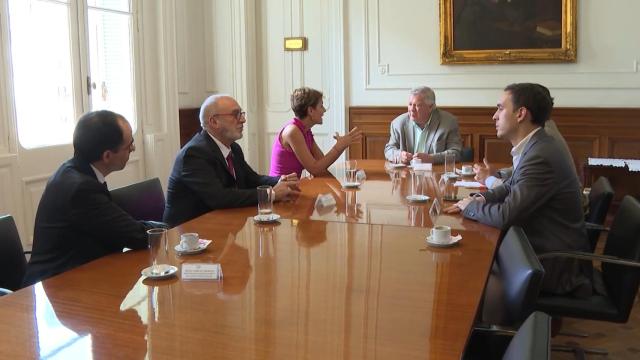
[384,86,462,164]
[23,110,160,286]
[445,83,593,297]
[163,95,300,227]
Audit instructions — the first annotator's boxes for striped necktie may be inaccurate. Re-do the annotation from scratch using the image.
[226,153,236,178]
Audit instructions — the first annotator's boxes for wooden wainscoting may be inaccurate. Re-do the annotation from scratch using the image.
[179,108,201,147]
[348,106,640,176]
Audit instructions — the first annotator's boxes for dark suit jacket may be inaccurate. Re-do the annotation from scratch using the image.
[163,130,279,227]
[23,157,150,286]
[463,129,592,296]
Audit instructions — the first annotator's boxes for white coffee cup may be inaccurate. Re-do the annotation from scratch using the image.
[180,233,199,250]
[430,225,451,244]
[462,165,473,174]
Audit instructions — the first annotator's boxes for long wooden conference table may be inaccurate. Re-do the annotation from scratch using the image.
[0,160,501,359]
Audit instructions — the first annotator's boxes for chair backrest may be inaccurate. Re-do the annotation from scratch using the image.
[586,176,614,251]
[601,195,640,322]
[0,215,28,291]
[461,147,474,162]
[497,226,546,325]
[502,312,551,360]
[110,178,165,222]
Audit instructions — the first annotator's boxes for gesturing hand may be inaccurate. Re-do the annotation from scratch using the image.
[334,127,363,150]
[473,158,495,185]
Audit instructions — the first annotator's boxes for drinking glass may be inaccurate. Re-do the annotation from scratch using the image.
[147,228,168,275]
[345,160,358,184]
[439,173,457,201]
[257,185,274,215]
[411,170,425,196]
[444,152,456,176]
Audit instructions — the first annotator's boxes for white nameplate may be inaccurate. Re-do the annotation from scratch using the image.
[412,163,432,171]
[181,263,223,280]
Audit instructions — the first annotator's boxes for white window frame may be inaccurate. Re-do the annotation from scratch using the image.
[0,0,142,151]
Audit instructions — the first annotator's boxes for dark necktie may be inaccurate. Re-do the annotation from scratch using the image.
[226,153,236,179]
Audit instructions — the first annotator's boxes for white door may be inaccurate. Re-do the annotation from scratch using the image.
[255,0,346,173]
[0,0,145,247]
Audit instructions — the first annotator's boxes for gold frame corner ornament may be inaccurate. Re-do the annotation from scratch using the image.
[439,0,577,65]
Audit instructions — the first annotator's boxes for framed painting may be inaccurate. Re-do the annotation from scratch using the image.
[440,0,577,64]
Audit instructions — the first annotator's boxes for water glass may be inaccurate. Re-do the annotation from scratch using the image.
[147,228,168,275]
[444,152,456,176]
[257,185,274,215]
[345,160,358,184]
[439,173,457,201]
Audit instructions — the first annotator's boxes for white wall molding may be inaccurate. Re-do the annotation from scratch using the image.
[21,173,51,245]
[0,156,20,235]
[137,0,180,187]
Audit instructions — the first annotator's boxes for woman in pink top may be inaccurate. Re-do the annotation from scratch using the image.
[269,87,362,177]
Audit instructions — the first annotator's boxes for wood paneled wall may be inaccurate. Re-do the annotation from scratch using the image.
[179,108,201,147]
[348,106,640,175]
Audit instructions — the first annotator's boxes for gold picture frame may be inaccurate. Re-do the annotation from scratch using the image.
[440,0,577,64]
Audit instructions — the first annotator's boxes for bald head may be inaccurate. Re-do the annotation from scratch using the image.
[200,94,233,129]
[200,94,246,146]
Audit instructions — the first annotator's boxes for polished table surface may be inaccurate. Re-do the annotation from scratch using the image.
[0,160,500,359]
[214,160,489,231]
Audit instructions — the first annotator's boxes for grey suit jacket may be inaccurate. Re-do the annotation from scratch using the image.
[497,119,577,181]
[463,129,592,296]
[384,108,462,164]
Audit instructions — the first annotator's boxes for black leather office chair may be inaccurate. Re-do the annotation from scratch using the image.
[0,215,29,293]
[110,177,165,222]
[584,176,614,251]
[535,195,640,356]
[461,147,474,163]
[481,226,546,327]
[464,312,551,360]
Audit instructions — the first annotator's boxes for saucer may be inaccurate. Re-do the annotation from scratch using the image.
[141,264,178,279]
[426,235,462,248]
[444,172,460,179]
[343,182,361,188]
[406,194,430,202]
[174,243,207,255]
[253,213,281,223]
[456,169,475,176]
[390,163,406,168]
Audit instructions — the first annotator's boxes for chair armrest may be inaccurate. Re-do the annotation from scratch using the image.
[473,323,518,336]
[585,222,609,232]
[538,251,640,268]
[0,288,13,296]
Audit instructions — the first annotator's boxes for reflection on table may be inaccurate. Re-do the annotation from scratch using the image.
[0,160,501,359]
[0,217,498,359]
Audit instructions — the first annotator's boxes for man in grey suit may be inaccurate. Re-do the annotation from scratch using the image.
[473,84,577,189]
[445,83,593,297]
[384,86,462,164]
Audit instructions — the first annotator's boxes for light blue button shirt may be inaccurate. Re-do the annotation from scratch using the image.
[412,115,432,154]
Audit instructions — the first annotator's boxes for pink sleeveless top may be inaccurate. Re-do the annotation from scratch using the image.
[269,118,315,177]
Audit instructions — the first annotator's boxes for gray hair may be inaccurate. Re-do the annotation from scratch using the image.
[199,94,231,128]
[409,86,436,105]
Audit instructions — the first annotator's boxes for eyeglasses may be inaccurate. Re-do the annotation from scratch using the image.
[212,110,246,121]
[120,139,135,152]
